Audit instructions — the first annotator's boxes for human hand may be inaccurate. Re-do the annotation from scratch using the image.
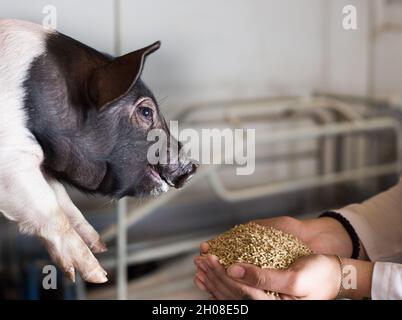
[194,254,342,300]
[194,215,358,299]
[198,215,356,259]
[246,216,354,257]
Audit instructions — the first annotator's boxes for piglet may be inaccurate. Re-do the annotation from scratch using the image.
[0,19,197,283]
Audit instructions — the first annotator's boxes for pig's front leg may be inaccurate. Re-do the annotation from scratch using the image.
[46,177,107,254]
[0,152,107,283]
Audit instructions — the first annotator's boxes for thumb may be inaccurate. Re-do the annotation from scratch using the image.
[227,264,293,293]
[200,242,209,254]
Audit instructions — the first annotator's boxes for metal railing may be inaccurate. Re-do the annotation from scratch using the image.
[98,95,402,299]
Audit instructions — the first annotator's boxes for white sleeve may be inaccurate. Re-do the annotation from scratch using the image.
[336,178,402,262]
[335,178,402,300]
[371,262,402,300]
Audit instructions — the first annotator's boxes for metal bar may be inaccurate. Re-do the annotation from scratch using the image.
[293,107,336,174]
[116,197,127,300]
[368,0,377,97]
[208,163,399,202]
[101,234,210,268]
[98,95,401,282]
[102,101,332,242]
[175,96,300,122]
[75,273,86,300]
[101,111,399,242]
[100,165,215,242]
[323,99,366,173]
[114,0,122,56]
[100,105,335,242]
[226,102,337,175]
[113,0,127,301]
[208,117,401,202]
[102,191,178,242]
[256,118,399,144]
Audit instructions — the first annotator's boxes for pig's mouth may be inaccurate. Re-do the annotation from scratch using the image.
[147,165,172,191]
[147,161,198,193]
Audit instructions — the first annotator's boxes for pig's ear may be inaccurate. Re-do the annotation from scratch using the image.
[90,41,161,109]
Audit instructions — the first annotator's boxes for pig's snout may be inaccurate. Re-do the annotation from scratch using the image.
[173,161,198,188]
[161,160,198,189]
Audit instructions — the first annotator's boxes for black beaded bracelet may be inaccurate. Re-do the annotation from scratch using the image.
[319,211,360,259]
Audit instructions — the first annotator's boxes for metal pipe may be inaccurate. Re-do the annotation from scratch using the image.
[367,0,377,97]
[224,97,342,176]
[116,197,127,300]
[223,101,337,175]
[208,118,400,202]
[102,192,178,243]
[100,165,215,242]
[113,0,125,301]
[75,274,86,300]
[208,163,398,203]
[293,107,336,175]
[97,95,401,292]
[175,96,300,122]
[256,118,399,143]
[114,0,122,56]
[101,102,393,242]
[323,99,366,172]
[101,235,209,268]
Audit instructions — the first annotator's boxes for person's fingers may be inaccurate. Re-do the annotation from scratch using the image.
[206,255,244,289]
[206,255,242,296]
[194,256,209,273]
[227,263,296,294]
[197,256,237,299]
[205,255,270,300]
[194,257,210,290]
[196,268,229,300]
[194,273,208,292]
[200,242,209,254]
[194,256,214,294]
[206,255,227,278]
[196,255,282,300]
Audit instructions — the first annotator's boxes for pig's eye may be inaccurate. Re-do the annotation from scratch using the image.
[138,106,153,121]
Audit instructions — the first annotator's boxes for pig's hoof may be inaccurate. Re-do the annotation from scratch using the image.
[42,226,108,284]
[70,222,108,254]
[82,266,108,283]
[90,239,108,254]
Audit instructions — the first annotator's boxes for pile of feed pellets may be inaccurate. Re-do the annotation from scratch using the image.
[207,222,313,296]
[207,222,313,271]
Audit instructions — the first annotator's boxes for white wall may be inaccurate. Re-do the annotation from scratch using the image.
[120,0,325,112]
[374,0,402,98]
[324,0,370,96]
[376,32,402,98]
[0,0,115,54]
[1,0,401,111]
[325,0,402,99]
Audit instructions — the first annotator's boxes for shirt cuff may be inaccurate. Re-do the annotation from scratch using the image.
[371,262,402,300]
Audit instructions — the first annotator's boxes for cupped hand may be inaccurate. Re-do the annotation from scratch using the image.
[194,215,354,299]
[194,253,341,300]
[199,216,353,260]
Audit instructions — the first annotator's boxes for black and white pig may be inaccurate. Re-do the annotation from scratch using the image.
[0,19,197,283]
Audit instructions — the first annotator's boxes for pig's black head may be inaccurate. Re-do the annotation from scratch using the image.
[86,42,198,198]
[26,37,197,198]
